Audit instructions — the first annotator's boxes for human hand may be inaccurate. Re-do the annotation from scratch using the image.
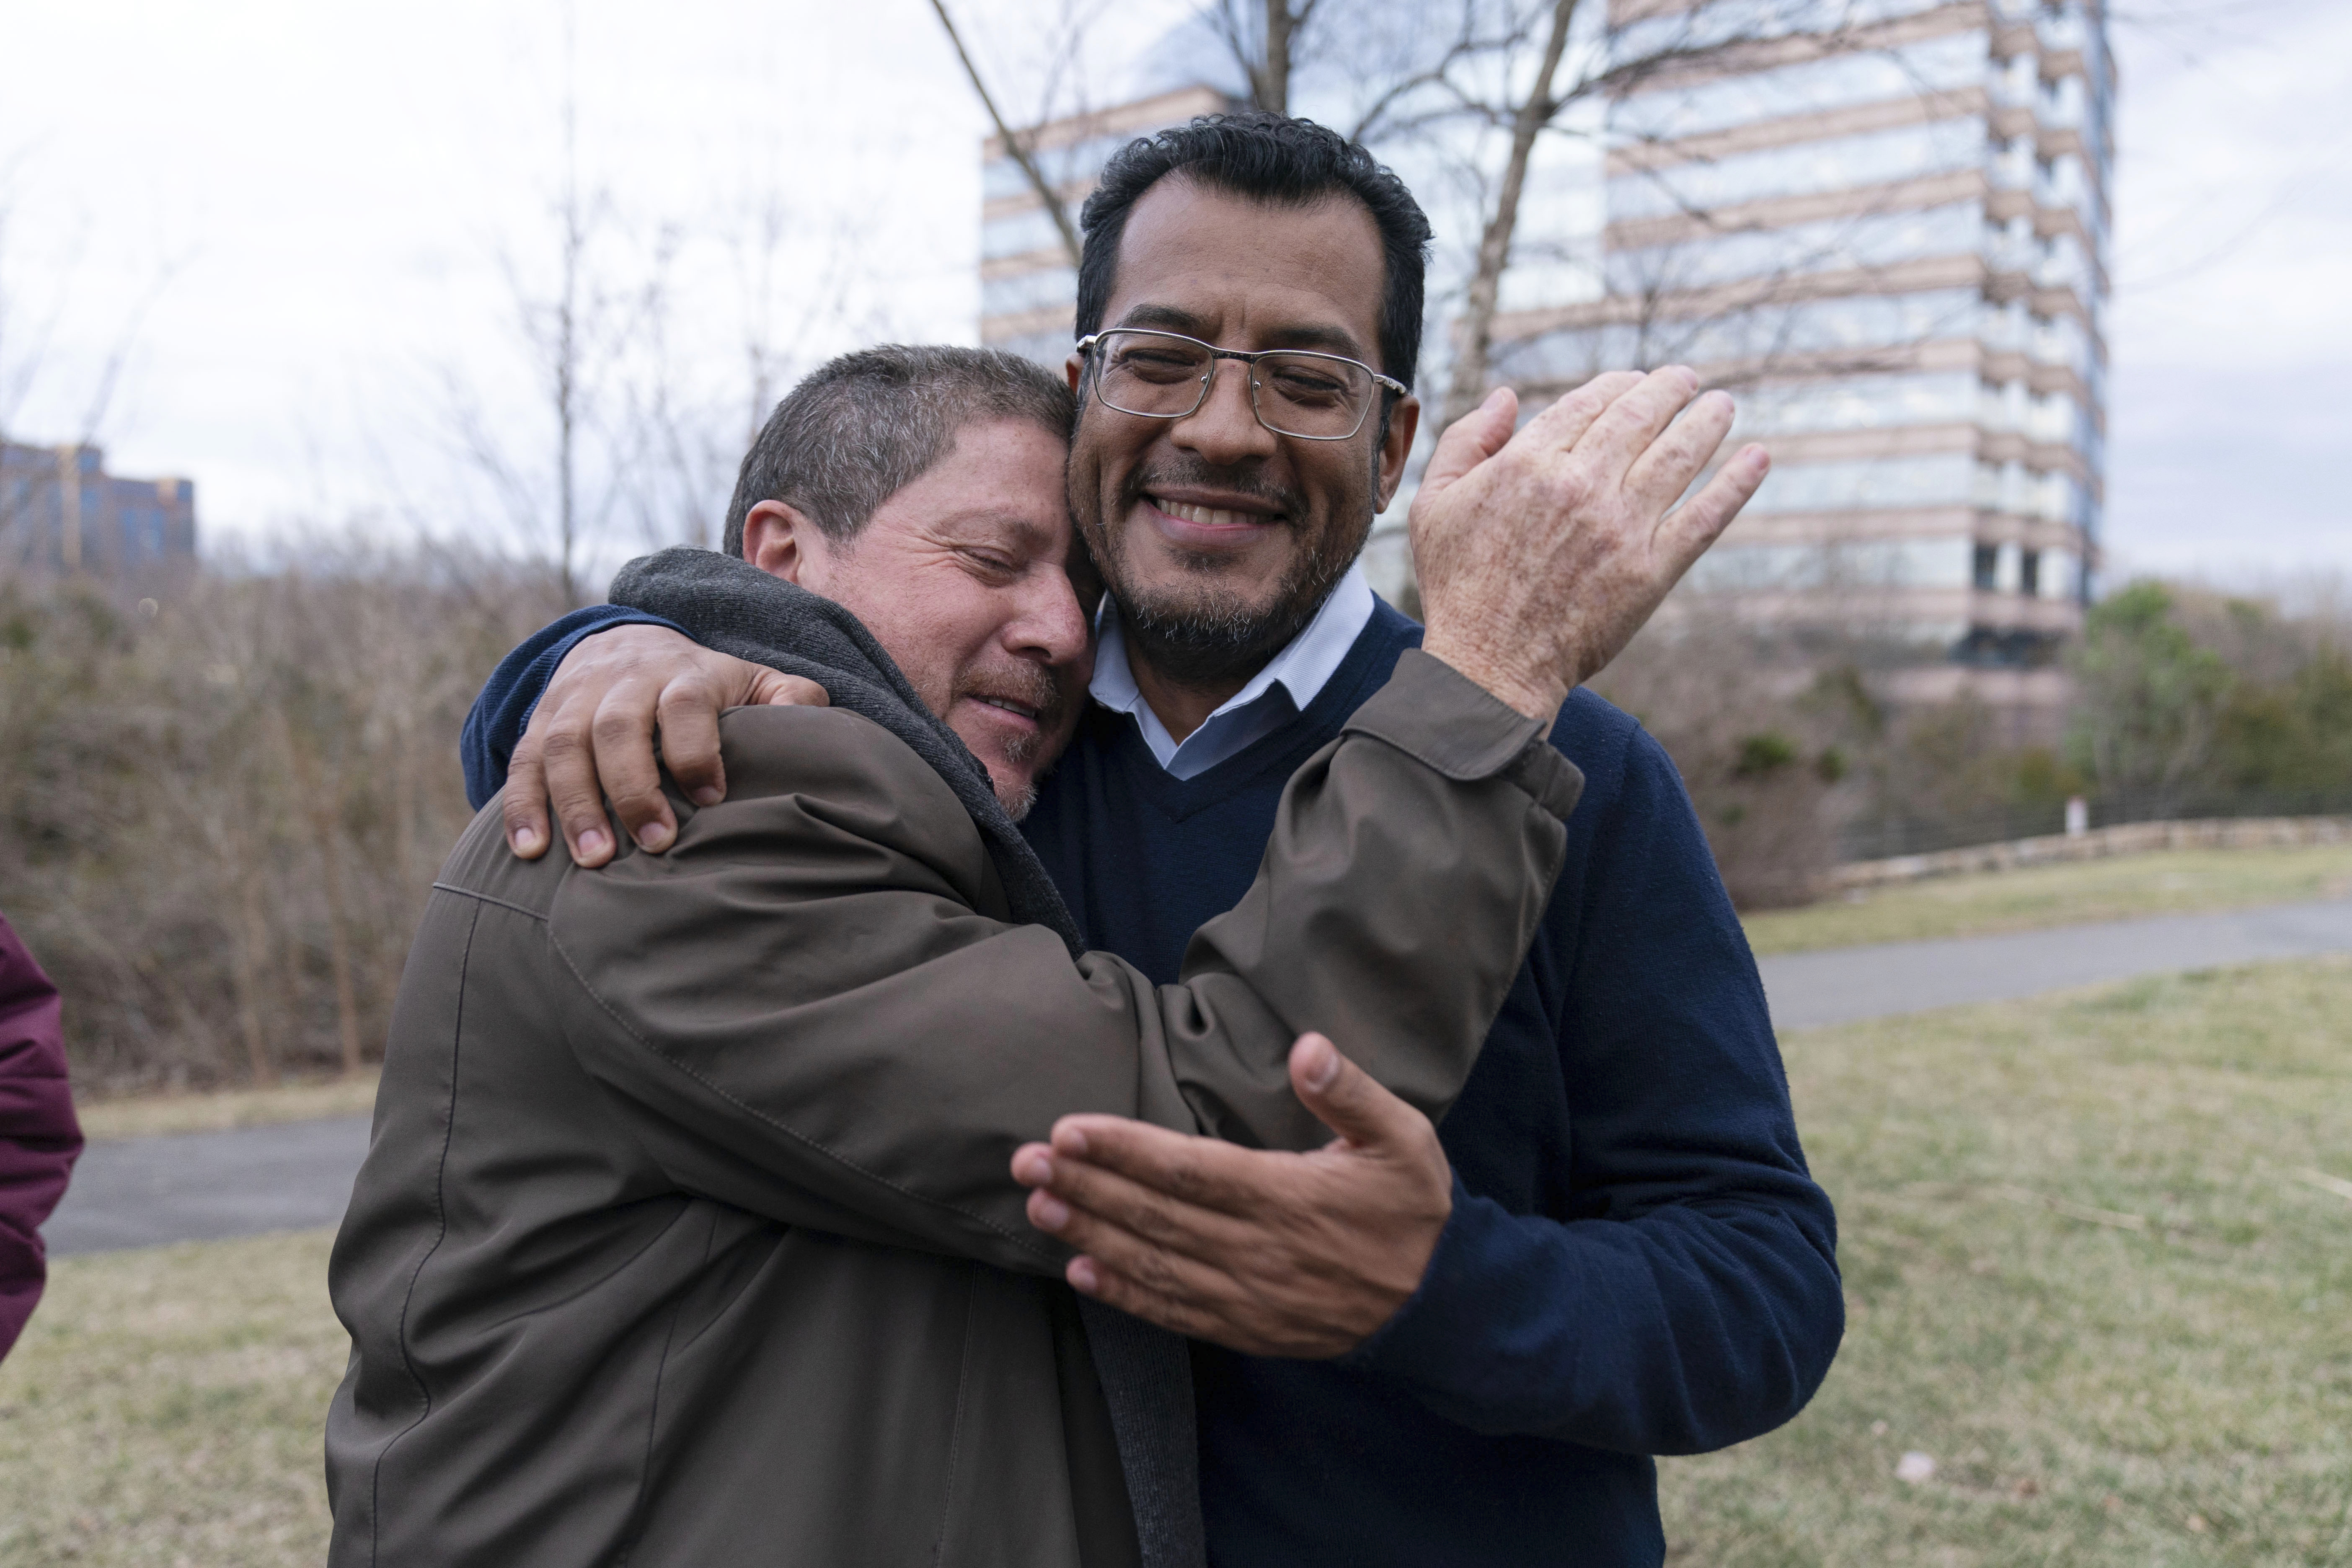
[504,624,827,865]
[1411,369,1769,721]
[1011,1034,1453,1359]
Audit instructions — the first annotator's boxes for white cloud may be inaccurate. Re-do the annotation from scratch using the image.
[3,0,2344,584]
[2104,0,2352,579]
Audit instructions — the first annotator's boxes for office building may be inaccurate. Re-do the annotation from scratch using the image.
[972,0,2113,721]
[981,85,1234,368]
[1490,0,2114,714]
[1,440,198,581]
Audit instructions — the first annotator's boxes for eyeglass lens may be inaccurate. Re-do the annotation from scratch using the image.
[1095,331,1373,439]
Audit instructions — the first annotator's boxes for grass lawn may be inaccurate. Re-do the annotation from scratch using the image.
[73,1072,380,1142]
[5,961,2347,1564]
[1659,956,2352,1565]
[0,1230,342,1567]
[1743,843,2352,956]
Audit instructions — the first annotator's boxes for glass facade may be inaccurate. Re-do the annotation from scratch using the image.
[977,86,1234,361]
[1503,0,2112,670]
[970,0,2113,690]
[0,442,196,579]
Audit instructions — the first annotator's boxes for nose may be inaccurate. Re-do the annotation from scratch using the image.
[1170,356,1279,465]
[1006,565,1093,673]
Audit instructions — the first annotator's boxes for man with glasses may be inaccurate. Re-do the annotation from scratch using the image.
[460,114,1842,1566]
[1078,328,1411,440]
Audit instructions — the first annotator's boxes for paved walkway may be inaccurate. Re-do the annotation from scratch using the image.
[1753,894,2352,1030]
[43,895,2352,1258]
[44,1114,371,1258]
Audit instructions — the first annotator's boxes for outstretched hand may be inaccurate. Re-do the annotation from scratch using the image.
[1412,369,1769,721]
[1011,1033,1454,1359]
[504,625,827,866]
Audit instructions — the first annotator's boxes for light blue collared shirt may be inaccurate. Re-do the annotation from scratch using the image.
[1089,564,1379,781]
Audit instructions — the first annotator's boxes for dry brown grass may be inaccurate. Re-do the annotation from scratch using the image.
[1661,957,2352,1565]
[1743,842,2352,955]
[6,963,2346,1564]
[72,1072,381,1142]
[0,1231,343,1566]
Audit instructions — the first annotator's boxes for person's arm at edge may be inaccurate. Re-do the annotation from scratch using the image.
[461,606,684,810]
[0,914,83,1362]
[1340,725,1844,1453]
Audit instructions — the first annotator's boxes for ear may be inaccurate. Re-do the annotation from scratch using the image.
[743,500,827,587]
[1065,354,1085,395]
[1374,393,1422,512]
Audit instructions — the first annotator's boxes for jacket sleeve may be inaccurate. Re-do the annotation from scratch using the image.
[543,650,1583,1278]
[0,914,84,1362]
[1345,726,1843,1453]
[460,605,687,810]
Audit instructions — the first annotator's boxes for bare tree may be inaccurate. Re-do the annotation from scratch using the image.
[433,9,889,589]
[0,164,187,572]
[929,0,1098,268]
[1440,0,1582,426]
[450,38,641,606]
[1206,0,1330,114]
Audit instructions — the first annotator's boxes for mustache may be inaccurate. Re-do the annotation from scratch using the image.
[1125,458,1303,522]
[959,659,1072,730]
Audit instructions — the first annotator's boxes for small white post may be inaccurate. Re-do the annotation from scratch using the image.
[2065,796,2088,838]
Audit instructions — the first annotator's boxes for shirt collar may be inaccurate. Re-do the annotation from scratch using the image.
[1089,563,1377,776]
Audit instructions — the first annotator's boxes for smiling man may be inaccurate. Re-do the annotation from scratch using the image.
[461,117,1842,1567]
[341,335,1759,1567]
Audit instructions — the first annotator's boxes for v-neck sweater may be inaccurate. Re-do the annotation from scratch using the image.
[463,597,1844,1568]
[1018,601,1842,1568]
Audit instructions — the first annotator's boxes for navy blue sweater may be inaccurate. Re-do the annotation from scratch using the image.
[463,601,1843,1567]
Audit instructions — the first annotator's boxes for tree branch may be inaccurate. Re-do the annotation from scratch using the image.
[928,0,1084,268]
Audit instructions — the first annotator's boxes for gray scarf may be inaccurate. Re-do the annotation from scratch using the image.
[609,548,1205,1568]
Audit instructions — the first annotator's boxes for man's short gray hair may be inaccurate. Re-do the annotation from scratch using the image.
[721,344,1076,557]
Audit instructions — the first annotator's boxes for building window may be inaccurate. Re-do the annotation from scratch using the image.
[2020,549,2041,597]
[1973,542,2000,592]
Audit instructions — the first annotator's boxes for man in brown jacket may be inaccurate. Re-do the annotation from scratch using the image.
[328,343,1755,1567]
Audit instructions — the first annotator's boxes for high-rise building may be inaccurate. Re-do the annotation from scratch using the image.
[1,440,199,582]
[981,85,1234,369]
[972,0,2113,726]
[1491,0,2114,717]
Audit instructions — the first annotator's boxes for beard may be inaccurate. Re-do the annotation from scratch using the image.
[954,658,1069,820]
[1088,454,1375,690]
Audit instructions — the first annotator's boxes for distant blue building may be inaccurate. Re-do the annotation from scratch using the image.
[1,441,196,581]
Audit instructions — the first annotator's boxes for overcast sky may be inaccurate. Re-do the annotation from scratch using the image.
[2,0,2344,587]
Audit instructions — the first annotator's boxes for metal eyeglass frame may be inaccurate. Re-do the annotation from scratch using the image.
[1075,328,1408,442]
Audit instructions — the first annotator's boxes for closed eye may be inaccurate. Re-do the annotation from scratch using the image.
[959,549,1022,580]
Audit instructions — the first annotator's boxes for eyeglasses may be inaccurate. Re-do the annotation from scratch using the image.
[1075,328,1407,442]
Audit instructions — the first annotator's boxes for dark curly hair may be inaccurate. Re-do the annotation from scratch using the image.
[1074,111,1433,393]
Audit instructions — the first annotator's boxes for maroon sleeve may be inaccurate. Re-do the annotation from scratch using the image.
[0,913,82,1361]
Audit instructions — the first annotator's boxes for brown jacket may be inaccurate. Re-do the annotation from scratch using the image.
[326,650,1581,1567]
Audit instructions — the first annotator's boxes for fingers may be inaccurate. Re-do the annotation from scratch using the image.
[653,680,728,812]
[1621,388,1736,513]
[1286,1033,1426,1152]
[1517,370,1645,453]
[1062,1232,1246,1344]
[1569,366,1702,486]
[501,738,553,858]
[579,684,674,853]
[1036,1113,1282,1217]
[1655,443,1771,571]
[539,723,618,867]
[1415,385,1518,501]
[757,672,830,708]
[1023,1155,1259,1270]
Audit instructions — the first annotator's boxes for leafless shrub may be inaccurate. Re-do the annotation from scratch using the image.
[1591,620,1843,908]
[0,547,570,1094]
